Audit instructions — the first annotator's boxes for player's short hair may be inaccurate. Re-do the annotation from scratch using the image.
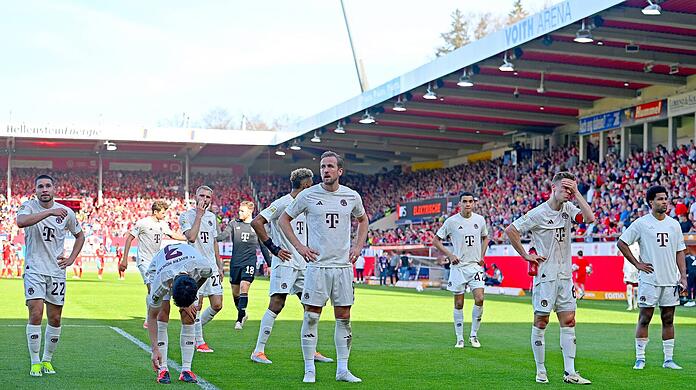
[195,185,213,195]
[460,192,476,201]
[239,200,255,211]
[151,200,169,213]
[35,174,54,185]
[290,168,314,189]
[577,250,584,256]
[320,150,344,168]
[552,171,576,184]
[646,185,668,204]
[171,275,198,308]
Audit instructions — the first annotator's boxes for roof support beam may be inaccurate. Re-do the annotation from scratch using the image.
[398,101,576,125]
[411,86,591,109]
[460,74,635,98]
[374,113,554,134]
[345,123,507,143]
[602,7,696,31]
[552,25,696,52]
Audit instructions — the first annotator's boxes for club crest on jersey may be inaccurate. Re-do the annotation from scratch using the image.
[540,299,548,307]
[208,221,213,226]
[341,199,348,206]
[474,224,479,229]
[55,216,63,224]
[561,212,569,220]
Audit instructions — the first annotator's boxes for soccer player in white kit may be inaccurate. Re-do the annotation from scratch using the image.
[180,185,223,353]
[617,185,688,370]
[17,175,85,377]
[119,200,187,328]
[279,151,369,384]
[145,242,213,384]
[249,168,333,364]
[432,192,490,349]
[505,172,594,385]
[622,243,640,311]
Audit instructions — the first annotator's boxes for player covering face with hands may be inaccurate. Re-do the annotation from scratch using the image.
[506,172,595,385]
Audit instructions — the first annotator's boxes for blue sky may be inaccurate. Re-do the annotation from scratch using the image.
[1,0,558,128]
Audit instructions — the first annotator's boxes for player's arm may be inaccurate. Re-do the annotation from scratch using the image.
[279,211,317,261]
[216,221,233,242]
[184,205,206,243]
[350,213,369,263]
[214,240,223,282]
[480,235,490,266]
[146,305,163,370]
[431,235,458,264]
[617,239,653,273]
[254,208,292,261]
[120,232,136,271]
[564,179,594,223]
[58,230,85,269]
[505,224,544,264]
[163,225,186,241]
[258,239,272,266]
[677,249,688,289]
[16,207,67,228]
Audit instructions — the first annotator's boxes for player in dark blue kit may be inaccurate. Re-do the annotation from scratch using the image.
[218,201,271,330]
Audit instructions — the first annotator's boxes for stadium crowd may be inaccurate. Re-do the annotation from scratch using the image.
[1,141,696,247]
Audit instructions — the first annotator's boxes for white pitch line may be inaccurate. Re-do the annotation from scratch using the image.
[109,326,219,390]
[0,324,106,328]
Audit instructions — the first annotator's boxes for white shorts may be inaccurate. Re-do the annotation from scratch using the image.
[637,283,680,308]
[447,266,485,294]
[24,273,66,306]
[197,274,223,297]
[269,265,304,296]
[301,266,354,307]
[137,261,152,285]
[533,278,576,315]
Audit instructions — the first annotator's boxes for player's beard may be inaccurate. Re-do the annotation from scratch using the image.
[323,176,337,185]
[39,193,53,203]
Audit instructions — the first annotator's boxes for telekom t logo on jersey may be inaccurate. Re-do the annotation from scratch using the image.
[295,221,305,235]
[241,232,250,242]
[200,231,209,243]
[326,213,339,229]
[464,235,475,247]
[42,226,56,242]
[656,232,669,247]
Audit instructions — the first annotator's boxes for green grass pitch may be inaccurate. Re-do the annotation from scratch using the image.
[2,271,696,389]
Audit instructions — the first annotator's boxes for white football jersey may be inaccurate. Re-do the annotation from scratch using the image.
[130,216,175,265]
[146,243,213,308]
[619,214,685,286]
[17,199,82,277]
[259,193,308,270]
[179,209,218,267]
[436,212,488,270]
[285,184,365,268]
[512,201,581,283]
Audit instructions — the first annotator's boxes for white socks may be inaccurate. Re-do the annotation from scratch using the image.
[301,312,320,373]
[335,319,352,373]
[531,326,546,373]
[157,321,169,371]
[180,324,195,372]
[470,305,483,337]
[200,307,218,326]
[635,338,648,360]
[194,312,204,346]
[42,325,61,362]
[26,324,42,364]
[254,310,277,354]
[663,339,674,362]
[560,327,576,375]
[453,309,464,341]
[626,285,633,308]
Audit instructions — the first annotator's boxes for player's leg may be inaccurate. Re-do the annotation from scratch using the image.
[299,266,328,383]
[557,279,590,384]
[634,282,656,369]
[659,285,681,369]
[178,303,198,383]
[156,300,171,382]
[97,259,104,280]
[237,280,252,326]
[26,299,44,376]
[452,294,465,347]
[251,293,287,363]
[530,280,555,383]
[625,282,633,310]
[200,274,223,327]
[194,294,209,351]
[333,267,360,382]
[469,287,484,347]
[139,264,151,328]
[41,276,67,376]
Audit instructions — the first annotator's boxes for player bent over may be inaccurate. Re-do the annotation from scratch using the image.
[17,174,85,377]
[146,243,213,384]
[506,172,594,385]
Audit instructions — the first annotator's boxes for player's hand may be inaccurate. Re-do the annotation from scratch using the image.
[118,257,128,272]
[449,256,460,265]
[478,259,485,267]
[524,254,546,265]
[296,244,319,262]
[48,208,68,219]
[57,256,75,269]
[179,305,197,323]
[679,275,688,291]
[196,201,208,216]
[561,178,579,197]
[277,248,292,261]
[635,262,654,273]
[349,246,362,263]
[151,347,162,371]
[218,269,224,284]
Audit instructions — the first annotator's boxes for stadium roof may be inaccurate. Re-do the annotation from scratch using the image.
[272,0,696,166]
